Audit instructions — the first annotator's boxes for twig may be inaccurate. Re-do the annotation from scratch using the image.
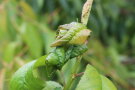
[73,72,84,78]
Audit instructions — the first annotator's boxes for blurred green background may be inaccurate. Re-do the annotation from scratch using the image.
[0,0,135,90]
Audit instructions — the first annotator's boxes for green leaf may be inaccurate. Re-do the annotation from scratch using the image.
[34,55,47,68]
[46,47,66,66]
[20,1,36,19]
[76,65,117,90]
[37,0,44,10]
[21,23,43,58]
[42,25,55,53]
[6,4,17,40]
[42,81,63,90]
[51,22,89,47]
[76,65,102,90]
[3,42,18,62]
[100,75,117,90]
[60,58,76,84]
[10,56,46,90]
[69,29,91,45]
[70,44,88,58]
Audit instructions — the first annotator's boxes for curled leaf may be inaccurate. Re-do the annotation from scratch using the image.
[51,22,91,47]
[69,29,91,44]
[70,44,88,58]
[46,47,66,67]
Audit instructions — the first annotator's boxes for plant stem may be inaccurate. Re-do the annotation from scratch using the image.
[63,56,82,90]
[74,72,84,78]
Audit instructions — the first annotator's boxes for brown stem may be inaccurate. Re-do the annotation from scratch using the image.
[73,72,84,78]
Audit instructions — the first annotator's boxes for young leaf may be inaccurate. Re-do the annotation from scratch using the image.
[100,75,117,90]
[51,22,90,47]
[10,56,46,90]
[69,29,91,45]
[76,65,117,90]
[46,47,66,66]
[60,58,76,84]
[70,44,88,58]
[76,65,102,90]
[42,81,63,90]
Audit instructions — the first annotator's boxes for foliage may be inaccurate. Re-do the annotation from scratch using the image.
[10,0,117,89]
[0,0,135,90]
